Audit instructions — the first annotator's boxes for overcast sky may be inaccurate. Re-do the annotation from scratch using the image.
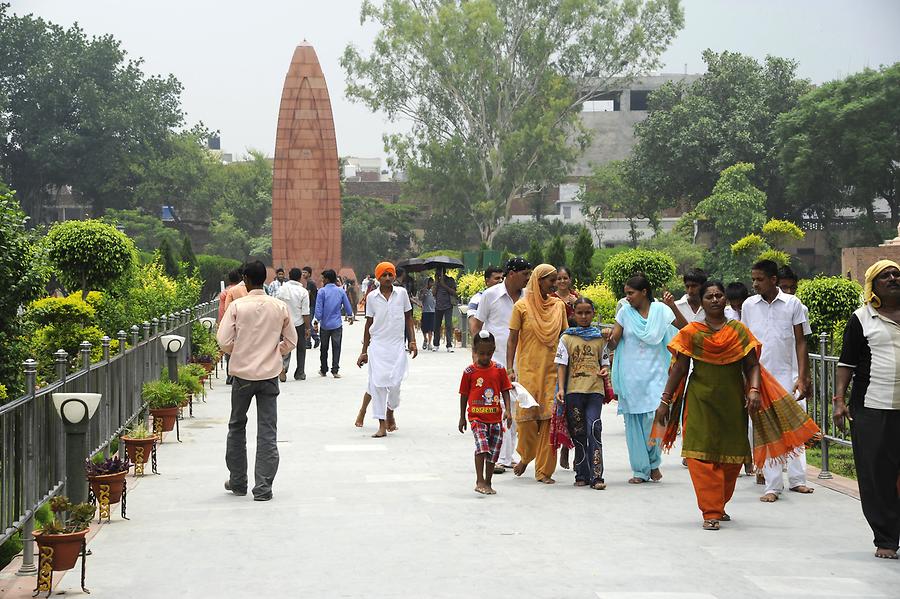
[10,0,900,163]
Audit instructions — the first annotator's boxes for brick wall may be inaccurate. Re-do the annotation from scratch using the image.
[841,246,900,284]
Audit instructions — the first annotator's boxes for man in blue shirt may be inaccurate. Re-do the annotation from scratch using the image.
[314,269,355,378]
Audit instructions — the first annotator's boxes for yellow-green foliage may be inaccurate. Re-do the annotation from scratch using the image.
[730,234,766,256]
[0,383,7,402]
[26,296,95,328]
[757,249,791,267]
[457,272,486,302]
[577,278,618,324]
[762,219,805,242]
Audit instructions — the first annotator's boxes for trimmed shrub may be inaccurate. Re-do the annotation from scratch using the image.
[570,228,594,287]
[197,254,241,301]
[457,272,486,303]
[25,296,96,328]
[45,220,135,299]
[796,276,862,338]
[603,249,677,296]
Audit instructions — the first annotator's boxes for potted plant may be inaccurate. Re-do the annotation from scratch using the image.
[84,456,130,521]
[182,363,208,399]
[33,496,95,594]
[121,421,157,476]
[143,379,183,433]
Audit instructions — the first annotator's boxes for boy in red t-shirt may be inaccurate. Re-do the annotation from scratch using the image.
[458,331,513,495]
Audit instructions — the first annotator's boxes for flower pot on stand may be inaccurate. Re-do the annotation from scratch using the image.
[87,471,127,522]
[150,406,178,436]
[33,528,90,596]
[121,436,157,476]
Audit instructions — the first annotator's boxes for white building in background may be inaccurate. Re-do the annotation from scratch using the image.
[343,156,383,182]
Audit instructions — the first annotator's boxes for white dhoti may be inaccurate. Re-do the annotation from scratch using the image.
[762,370,808,494]
[490,348,518,467]
[368,338,409,420]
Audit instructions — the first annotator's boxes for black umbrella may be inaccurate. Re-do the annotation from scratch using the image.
[422,256,464,271]
[396,258,429,273]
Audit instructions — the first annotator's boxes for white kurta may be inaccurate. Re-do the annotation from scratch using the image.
[365,287,412,420]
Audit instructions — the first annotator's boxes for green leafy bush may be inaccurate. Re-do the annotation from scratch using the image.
[577,279,618,324]
[456,272,486,303]
[491,221,549,254]
[45,220,136,299]
[602,249,677,296]
[142,379,185,409]
[526,240,544,267]
[25,296,96,328]
[197,254,241,300]
[545,235,567,269]
[796,276,862,338]
[570,228,594,287]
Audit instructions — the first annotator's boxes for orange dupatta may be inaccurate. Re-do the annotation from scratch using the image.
[651,320,820,468]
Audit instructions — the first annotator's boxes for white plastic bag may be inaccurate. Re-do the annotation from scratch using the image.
[510,382,538,409]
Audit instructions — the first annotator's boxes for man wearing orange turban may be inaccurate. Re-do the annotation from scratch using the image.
[358,262,418,437]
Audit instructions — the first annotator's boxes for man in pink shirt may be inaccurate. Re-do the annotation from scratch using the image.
[217,261,297,501]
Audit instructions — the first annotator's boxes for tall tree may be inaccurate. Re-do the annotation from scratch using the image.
[570,227,595,287]
[158,238,180,279]
[342,0,683,242]
[545,235,567,268]
[526,239,544,267]
[777,63,899,230]
[629,50,810,217]
[0,6,184,219]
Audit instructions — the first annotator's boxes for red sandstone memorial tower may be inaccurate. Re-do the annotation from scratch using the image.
[272,42,341,275]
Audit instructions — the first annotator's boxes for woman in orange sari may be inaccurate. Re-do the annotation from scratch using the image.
[507,264,568,483]
[655,281,819,530]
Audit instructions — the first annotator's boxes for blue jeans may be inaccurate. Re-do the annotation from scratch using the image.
[319,326,343,374]
[565,393,604,485]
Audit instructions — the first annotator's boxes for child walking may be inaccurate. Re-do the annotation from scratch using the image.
[554,298,610,490]
[458,331,513,495]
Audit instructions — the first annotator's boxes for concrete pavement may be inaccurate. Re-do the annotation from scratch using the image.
[45,321,900,598]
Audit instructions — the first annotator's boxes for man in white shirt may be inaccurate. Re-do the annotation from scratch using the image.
[357,262,418,438]
[663,268,707,328]
[741,260,813,502]
[276,268,311,380]
[267,267,286,296]
[467,266,504,336]
[472,257,532,471]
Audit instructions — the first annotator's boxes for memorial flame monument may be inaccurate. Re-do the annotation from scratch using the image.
[272,42,341,275]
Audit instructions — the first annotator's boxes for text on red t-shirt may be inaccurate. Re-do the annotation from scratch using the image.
[458,362,512,424]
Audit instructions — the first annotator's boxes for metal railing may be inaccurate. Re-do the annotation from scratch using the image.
[807,332,852,480]
[0,301,217,575]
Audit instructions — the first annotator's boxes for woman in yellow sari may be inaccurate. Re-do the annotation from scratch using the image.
[507,264,568,483]
[655,281,819,530]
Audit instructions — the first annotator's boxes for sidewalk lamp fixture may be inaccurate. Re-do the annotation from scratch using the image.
[198,317,216,333]
[160,334,185,353]
[52,393,102,505]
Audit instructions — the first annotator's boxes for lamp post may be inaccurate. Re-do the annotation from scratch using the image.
[51,393,102,504]
[160,334,185,384]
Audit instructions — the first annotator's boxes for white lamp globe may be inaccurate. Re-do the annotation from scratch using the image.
[160,334,185,352]
[51,393,102,423]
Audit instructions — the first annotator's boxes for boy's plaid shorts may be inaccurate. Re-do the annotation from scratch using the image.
[471,420,503,463]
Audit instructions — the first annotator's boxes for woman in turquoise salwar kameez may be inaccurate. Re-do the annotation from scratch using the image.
[608,274,678,483]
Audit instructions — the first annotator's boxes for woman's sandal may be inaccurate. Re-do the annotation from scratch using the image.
[702,519,720,531]
[720,513,731,522]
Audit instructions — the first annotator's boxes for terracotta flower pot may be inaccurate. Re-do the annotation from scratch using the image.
[201,362,214,374]
[34,529,89,571]
[150,407,178,432]
[121,436,155,464]
[87,471,127,505]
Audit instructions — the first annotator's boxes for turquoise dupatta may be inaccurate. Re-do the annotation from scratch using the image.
[612,302,677,414]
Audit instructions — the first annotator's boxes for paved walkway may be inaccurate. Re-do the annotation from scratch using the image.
[40,323,900,597]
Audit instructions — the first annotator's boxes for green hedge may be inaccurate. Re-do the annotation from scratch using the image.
[796,276,862,339]
[602,249,677,296]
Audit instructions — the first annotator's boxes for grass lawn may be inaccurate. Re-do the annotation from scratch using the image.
[806,442,856,480]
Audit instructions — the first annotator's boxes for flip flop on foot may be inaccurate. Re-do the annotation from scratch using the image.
[789,485,814,494]
[513,462,527,476]
[650,468,662,482]
[537,477,555,484]
[627,477,646,484]
[493,464,506,474]
[372,431,387,438]
[759,492,779,502]
[591,482,607,490]
[720,513,731,522]
[702,519,720,531]
[486,486,497,495]
[875,548,898,560]
[574,480,588,487]
[756,472,765,485]
[475,485,489,495]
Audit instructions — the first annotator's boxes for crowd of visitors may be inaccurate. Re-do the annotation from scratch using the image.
[212,254,899,560]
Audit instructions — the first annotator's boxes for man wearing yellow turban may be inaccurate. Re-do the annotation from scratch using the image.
[834,259,900,559]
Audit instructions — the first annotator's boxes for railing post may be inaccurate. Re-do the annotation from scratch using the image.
[101,337,111,459]
[79,341,92,393]
[54,350,68,484]
[117,330,128,426]
[16,359,39,576]
[817,332,833,479]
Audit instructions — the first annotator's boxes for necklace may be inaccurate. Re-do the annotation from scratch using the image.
[704,318,725,331]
